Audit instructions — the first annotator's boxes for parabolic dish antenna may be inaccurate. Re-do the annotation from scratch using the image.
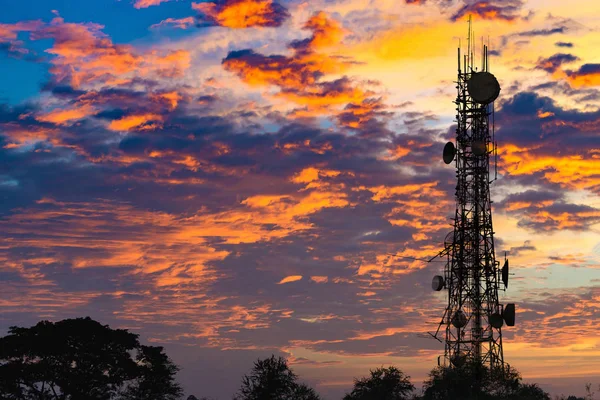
[490,313,504,329]
[443,142,456,164]
[502,260,509,288]
[444,231,454,248]
[503,303,515,326]
[451,310,467,328]
[467,71,500,104]
[432,275,445,291]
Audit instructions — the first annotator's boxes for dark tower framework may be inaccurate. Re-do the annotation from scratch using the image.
[430,17,515,374]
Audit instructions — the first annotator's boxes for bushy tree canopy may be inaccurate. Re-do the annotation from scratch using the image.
[234,355,320,400]
[343,366,415,400]
[0,316,183,400]
[420,359,554,400]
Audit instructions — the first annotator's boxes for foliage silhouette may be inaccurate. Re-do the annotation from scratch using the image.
[420,359,555,400]
[342,366,415,400]
[513,383,551,400]
[233,355,320,400]
[0,316,183,400]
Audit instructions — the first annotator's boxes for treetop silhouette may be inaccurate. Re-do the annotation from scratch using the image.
[0,316,183,400]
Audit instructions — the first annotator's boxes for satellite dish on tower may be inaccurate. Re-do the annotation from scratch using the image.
[432,275,445,291]
[503,303,515,326]
[502,260,509,288]
[443,142,456,164]
[490,313,503,329]
[451,310,467,328]
[444,231,454,249]
[451,352,467,367]
[467,71,500,104]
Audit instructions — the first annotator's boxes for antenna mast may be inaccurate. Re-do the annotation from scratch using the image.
[432,16,515,374]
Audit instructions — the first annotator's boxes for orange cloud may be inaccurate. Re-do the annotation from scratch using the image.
[108,113,163,131]
[505,200,554,212]
[537,110,555,119]
[3,17,191,88]
[278,275,303,284]
[222,12,348,88]
[146,49,191,78]
[291,167,341,184]
[193,0,290,28]
[295,11,347,52]
[512,288,600,352]
[36,104,96,125]
[566,64,600,88]
[0,124,60,147]
[274,139,334,155]
[500,144,600,190]
[310,276,328,283]
[278,78,368,108]
[338,97,388,129]
[133,0,172,8]
[0,198,311,349]
[150,90,183,110]
[222,12,383,122]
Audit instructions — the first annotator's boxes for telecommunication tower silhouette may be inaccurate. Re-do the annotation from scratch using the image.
[429,17,515,373]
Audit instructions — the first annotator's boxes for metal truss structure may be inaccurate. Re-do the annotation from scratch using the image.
[429,17,515,374]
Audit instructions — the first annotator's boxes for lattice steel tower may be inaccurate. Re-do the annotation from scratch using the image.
[429,18,515,373]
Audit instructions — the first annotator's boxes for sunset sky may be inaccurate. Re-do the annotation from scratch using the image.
[1,0,600,398]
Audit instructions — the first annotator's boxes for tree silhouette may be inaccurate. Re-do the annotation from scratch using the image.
[513,383,551,400]
[292,383,321,400]
[234,355,320,400]
[0,316,183,400]
[119,345,183,400]
[343,366,415,400]
[422,359,521,400]
[420,359,554,400]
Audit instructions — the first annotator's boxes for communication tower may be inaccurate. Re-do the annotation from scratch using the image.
[429,17,516,373]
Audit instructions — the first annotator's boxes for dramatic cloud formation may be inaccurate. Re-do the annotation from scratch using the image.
[222,12,389,130]
[565,64,600,88]
[536,53,579,74]
[0,17,191,88]
[451,0,525,22]
[495,91,600,196]
[193,0,290,28]
[1,2,600,399]
[495,190,600,232]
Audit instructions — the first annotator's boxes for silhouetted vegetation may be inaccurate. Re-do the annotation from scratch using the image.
[0,317,182,400]
[233,355,321,400]
[342,366,415,400]
[419,358,558,400]
[552,383,600,400]
[0,317,596,400]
